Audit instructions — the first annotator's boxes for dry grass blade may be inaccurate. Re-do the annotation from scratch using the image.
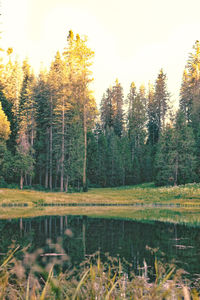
[105,278,120,300]
[40,265,54,300]
[26,276,30,300]
[72,269,89,300]
[155,257,158,283]
[0,245,20,268]
[159,267,175,286]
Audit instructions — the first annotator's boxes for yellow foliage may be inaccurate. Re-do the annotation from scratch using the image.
[0,101,11,140]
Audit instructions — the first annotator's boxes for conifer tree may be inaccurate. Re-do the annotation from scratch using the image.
[34,69,51,187]
[147,82,158,145]
[17,59,36,187]
[180,69,192,123]
[127,83,147,183]
[63,31,96,192]
[100,88,114,132]
[155,111,196,186]
[112,79,124,137]
[154,69,170,132]
[179,41,200,130]
[2,53,23,152]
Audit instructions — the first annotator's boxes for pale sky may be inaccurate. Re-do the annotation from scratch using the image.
[2,0,200,107]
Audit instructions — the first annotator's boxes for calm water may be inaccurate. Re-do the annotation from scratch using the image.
[0,215,200,279]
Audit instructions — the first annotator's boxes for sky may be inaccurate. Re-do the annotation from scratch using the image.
[2,0,200,108]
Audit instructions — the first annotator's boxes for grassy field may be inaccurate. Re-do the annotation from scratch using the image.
[1,182,200,206]
[0,182,200,225]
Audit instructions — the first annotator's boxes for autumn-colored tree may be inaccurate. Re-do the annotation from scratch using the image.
[0,101,11,141]
[63,31,96,192]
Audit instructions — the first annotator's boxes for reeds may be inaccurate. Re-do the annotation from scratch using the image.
[0,247,199,299]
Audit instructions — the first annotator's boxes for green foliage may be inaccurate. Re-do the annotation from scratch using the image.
[155,111,196,186]
[0,99,11,141]
[1,36,200,190]
[100,79,124,137]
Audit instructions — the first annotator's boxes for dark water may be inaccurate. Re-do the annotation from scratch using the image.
[0,215,200,279]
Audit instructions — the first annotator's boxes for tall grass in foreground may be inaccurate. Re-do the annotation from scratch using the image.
[0,246,199,299]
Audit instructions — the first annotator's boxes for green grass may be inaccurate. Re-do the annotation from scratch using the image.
[1,182,200,206]
[0,182,200,225]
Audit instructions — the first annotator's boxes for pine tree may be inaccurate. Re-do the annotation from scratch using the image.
[180,69,192,123]
[155,111,196,186]
[179,41,200,181]
[34,69,51,187]
[95,124,107,187]
[154,69,170,132]
[127,83,147,184]
[63,31,96,192]
[112,79,124,137]
[147,82,158,145]
[100,88,114,131]
[179,41,200,130]
[100,80,124,137]
[17,59,36,187]
[105,127,124,186]
[2,53,23,152]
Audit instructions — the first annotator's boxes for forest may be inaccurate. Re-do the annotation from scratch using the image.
[0,31,200,192]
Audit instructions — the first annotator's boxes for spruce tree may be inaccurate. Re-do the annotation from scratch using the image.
[63,31,96,192]
[112,79,124,137]
[154,69,170,133]
[155,111,196,186]
[127,83,147,184]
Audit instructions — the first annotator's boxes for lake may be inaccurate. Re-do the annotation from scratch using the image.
[0,215,199,282]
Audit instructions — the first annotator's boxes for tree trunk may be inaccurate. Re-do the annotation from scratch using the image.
[49,95,53,190]
[54,161,59,189]
[65,175,69,192]
[45,128,49,189]
[25,173,28,186]
[20,171,24,189]
[60,98,65,192]
[174,155,178,186]
[29,107,34,187]
[83,104,87,192]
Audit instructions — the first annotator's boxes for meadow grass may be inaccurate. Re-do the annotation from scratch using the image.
[1,182,200,206]
[0,182,200,225]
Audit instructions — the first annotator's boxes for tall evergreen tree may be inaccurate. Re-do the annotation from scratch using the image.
[63,31,96,192]
[154,69,170,133]
[34,69,51,187]
[100,88,114,131]
[155,111,196,186]
[112,79,124,137]
[17,59,36,187]
[127,83,147,183]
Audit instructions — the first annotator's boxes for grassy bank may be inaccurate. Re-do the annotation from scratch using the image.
[0,183,200,225]
[0,205,200,226]
[1,182,200,206]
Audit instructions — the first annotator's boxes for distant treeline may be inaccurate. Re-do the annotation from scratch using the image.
[0,34,200,191]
